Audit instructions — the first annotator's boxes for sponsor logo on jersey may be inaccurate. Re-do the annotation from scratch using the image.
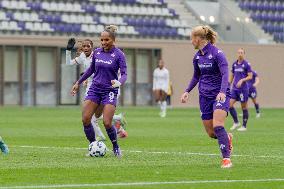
[198,62,213,68]
[234,68,244,72]
[95,59,112,65]
[111,53,115,57]
[208,54,213,59]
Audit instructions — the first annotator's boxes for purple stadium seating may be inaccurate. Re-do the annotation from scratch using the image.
[238,0,284,43]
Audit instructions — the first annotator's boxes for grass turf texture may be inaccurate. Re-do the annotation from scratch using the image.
[0,107,284,189]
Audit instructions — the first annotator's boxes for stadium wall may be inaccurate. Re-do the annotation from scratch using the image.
[0,35,283,107]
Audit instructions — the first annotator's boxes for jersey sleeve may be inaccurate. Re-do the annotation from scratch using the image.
[216,50,229,94]
[118,52,127,85]
[65,50,77,65]
[185,57,200,93]
[78,53,96,85]
[246,62,252,73]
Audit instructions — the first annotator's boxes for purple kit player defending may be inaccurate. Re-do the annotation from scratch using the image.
[181,25,233,168]
[248,70,261,118]
[71,25,127,157]
[229,48,252,131]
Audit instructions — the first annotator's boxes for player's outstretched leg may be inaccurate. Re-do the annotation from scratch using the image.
[0,136,9,155]
[229,107,240,130]
[214,126,232,168]
[160,100,167,118]
[255,103,260,118]
[104,104,122,158]
[237,108,248,131]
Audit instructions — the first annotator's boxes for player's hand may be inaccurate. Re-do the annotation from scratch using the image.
[253,83,257,87]
[216,92,226,102]
[67,38,76,51]
[111,80,121,88]
[236,80,243,88]
[180,92,189,103]
[70,82,79,96]
[83,80,88,87]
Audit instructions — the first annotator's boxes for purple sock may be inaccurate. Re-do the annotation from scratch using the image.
[83,124,96,143]
[106,125,119,149]
[243,109,249,128]
[229,107,239,123]
[214,126,230,159]
[255,103,260,113]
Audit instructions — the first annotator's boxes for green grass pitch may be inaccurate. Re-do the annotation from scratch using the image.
[0,107,284,189]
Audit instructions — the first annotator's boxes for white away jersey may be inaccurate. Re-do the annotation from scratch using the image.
[153,67,169,92]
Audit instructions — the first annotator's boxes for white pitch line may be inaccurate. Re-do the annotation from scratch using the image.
[1,179,284,189]
[12,145,284,159]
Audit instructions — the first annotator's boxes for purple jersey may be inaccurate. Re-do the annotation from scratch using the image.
[231,60,252,91]
[247,70,258,89]
[186,43,230,98]
[78,47,127,92]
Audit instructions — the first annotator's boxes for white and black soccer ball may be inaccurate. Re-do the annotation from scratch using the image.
[88,141,107,157]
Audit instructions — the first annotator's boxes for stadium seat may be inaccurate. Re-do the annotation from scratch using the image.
[0,0,189,40]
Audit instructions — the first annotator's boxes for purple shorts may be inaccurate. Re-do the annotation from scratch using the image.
[199,95,230,120]
[85,89,118,106]
[248,87,257,99]
[231,88,249,103]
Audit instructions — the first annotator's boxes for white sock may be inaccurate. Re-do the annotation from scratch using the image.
[97,115,103,120]
[113,114,121,121]
[159,101,163,112]
[91,116,105,139]
[162,101,167,113]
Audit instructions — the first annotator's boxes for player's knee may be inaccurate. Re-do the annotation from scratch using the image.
[208,132,217,139]
[103,121,112,128]
[95,111,102,118]
[82,115,92,126]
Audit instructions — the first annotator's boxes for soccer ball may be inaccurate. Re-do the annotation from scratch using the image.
[88,141,107,157]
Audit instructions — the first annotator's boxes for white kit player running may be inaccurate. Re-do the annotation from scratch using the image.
[153,59,170,117]
[66,38,128,140]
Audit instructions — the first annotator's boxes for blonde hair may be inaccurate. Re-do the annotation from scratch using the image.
[104,25,118,40]
[192,25,217,44]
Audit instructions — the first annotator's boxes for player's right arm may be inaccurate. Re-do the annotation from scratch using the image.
[253,76,260,87]
[181,58,200,103]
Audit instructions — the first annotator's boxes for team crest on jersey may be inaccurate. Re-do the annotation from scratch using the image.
[217,50,222,54]
[242,64,245,68]
[111,53,115,57]
[196,56,199,60]
[208,54,213,59]
[97,52,100,55]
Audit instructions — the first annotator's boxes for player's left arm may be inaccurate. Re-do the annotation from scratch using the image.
[112,52,127,88]
[216,50,229,95]
[241,63,253,82]
[253,76,260,87]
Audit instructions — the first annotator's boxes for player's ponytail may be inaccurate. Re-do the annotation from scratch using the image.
[104,25,118,40]
[204,26,217,44]
[192,25,217,44]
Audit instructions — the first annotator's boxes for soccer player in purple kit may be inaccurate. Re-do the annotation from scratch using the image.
[229,48,253,131]
[181,25,233,168]
[70,25,127,157]
[248,70,261,118]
